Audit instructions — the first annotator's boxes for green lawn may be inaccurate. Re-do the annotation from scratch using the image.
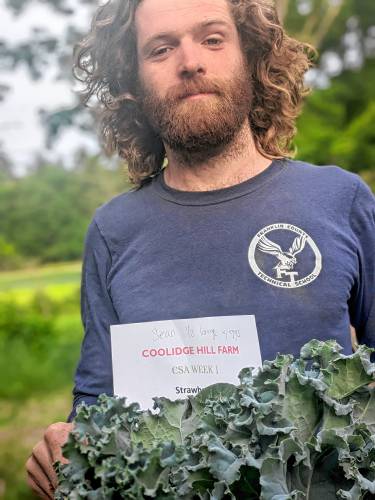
[0,261,82,300]
[0,262,83,499]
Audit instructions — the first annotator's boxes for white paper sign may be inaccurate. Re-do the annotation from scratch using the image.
[111,315,261,409]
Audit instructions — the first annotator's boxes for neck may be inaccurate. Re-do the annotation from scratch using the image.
[163,121,272,192]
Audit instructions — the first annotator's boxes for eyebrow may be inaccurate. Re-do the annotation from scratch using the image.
[140,19,233,55]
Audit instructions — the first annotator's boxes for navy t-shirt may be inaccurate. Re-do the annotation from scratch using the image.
[68,159,375,420]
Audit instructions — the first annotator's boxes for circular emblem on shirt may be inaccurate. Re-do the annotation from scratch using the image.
[248,223,322,288]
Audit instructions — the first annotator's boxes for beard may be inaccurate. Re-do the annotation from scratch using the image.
[138,64,252,165]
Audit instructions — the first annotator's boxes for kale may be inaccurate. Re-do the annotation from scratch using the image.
[55,340,375,499]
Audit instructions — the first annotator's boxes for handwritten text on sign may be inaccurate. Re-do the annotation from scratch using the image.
[111,315,261,409]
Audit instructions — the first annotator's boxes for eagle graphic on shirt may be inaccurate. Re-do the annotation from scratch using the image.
[257,234,307,278]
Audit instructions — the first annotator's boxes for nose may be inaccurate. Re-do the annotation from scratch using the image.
[177,40,206,79]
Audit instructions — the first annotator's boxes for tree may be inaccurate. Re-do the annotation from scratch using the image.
[0,155,128,263]
[295,59,375,173]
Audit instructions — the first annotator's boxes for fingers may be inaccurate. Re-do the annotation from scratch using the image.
[26,476,52,499]
[25,422,74,497]
[31,439,59,489]
[44,422,74,466]
[25,456,54,499]
[350,325,358,351]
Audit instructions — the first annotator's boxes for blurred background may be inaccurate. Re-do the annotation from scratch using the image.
[0,0,374,497]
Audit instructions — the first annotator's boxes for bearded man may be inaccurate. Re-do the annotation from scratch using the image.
[26,0,375,497]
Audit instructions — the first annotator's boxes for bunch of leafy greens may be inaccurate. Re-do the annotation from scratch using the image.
[55,340,375,499]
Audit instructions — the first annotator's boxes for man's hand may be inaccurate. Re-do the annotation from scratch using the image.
[26,422,73,499]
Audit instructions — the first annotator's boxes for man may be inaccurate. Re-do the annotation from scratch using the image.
[26,0,375,497]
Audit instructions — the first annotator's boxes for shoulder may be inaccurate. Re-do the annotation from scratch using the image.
[96,181,153,224]
[276,159,374,229]
[284,158,363,188]
[283,159,373,206]
[88,181,155,248]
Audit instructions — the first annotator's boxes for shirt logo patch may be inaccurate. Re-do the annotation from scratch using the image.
[248,223,322,288]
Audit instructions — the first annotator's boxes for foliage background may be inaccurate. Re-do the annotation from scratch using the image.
[0,0,374,498]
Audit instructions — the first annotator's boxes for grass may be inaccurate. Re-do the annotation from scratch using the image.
[0,261,81,295]
[0,283,80,305]
[0,388,73,500]
[0,262,84,499]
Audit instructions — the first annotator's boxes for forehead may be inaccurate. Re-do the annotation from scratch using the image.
[135,0,235,44]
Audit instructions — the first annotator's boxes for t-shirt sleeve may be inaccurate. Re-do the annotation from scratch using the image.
[67,217,119,422]
[348,177,375,348]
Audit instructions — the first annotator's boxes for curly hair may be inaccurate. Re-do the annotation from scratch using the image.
[73,0,316,186]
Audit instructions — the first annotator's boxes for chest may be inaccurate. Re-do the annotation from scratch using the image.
[107,207,357,328]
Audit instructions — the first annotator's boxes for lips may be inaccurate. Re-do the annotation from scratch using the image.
[181,92,215,99]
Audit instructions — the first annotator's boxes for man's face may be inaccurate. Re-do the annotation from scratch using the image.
[135,0,252,159]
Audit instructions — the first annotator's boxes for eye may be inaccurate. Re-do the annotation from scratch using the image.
[151,46,172,57]
[204,37,223,47]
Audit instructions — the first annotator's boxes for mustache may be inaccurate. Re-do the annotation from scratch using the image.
[165,78,225,101]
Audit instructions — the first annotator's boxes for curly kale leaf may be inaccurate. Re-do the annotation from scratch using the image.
[55,341,375,500]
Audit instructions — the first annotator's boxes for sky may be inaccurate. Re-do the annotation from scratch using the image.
[0,0,100,172]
